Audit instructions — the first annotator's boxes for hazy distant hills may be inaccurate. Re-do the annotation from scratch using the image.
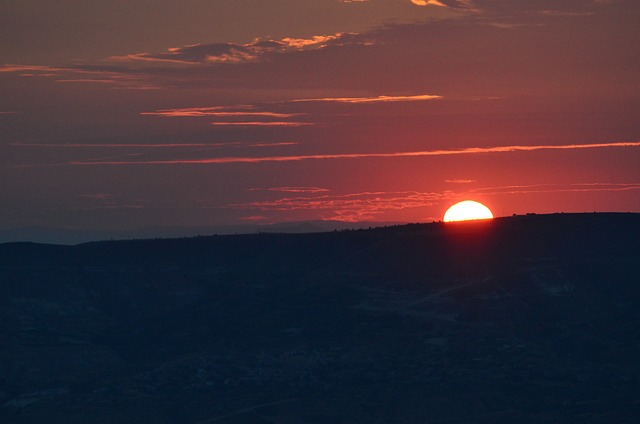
[0,213,639,423]
[0,220,395,246]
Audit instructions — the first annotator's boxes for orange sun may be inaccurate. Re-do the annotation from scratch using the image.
[444,200,494,222]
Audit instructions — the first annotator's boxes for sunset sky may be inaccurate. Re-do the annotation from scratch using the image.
[1,0,639,235]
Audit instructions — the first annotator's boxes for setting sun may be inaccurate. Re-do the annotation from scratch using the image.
[444,200,494,222]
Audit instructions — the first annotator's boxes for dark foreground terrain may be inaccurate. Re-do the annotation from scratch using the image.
[0,213,639,423]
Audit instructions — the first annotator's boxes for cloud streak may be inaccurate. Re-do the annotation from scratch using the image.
[57,141,640,166]
[229,191,443,222]
[210,121,313,127]
[472,182,640,196]
[291,94,443,103]
[11,141,298,149]
[228,182,640,222]
[249,187,330,193]
[142,109,301,118]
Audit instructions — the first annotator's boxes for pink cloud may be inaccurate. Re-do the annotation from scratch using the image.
[471,182,640,196]
[249,142,298,147]
[249,187,330,193]
[230,182,640,223]
[210,121,313,127]
[142,110,301,118]
[239,215,268,221]
[109,33,353,65]
[445,179,476,184]
[291,94,442,103]
[58,141,640,166]
[229,191,444,222]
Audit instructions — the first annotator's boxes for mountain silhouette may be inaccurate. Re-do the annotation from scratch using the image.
[0,213,638,423]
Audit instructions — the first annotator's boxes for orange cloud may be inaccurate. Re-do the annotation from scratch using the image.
[249,187,330,193]
[249,142,298,147]
[445,179,475,184]
[229,191,444,222]
[59,141,640,166]
[281,35,342,48]
[109,33,354,65]
[12,142,239,148]
[228,182,640,223]
[143,110,301,118]
[412,0,447,7]
[239,215,268,221]
[210,121,313,127]
[292,94,442,103]
[472,183,640,196]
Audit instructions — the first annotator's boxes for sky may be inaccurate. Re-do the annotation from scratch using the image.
[1,0,640,236]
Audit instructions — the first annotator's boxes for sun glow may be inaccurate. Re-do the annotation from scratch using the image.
[444,200,494,222]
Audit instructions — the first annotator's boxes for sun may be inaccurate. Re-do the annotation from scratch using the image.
[444,200,494,222]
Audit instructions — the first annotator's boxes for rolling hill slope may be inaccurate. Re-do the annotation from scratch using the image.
[0,213,639,423]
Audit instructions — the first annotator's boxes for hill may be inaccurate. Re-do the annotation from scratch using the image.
[0,213,639,423]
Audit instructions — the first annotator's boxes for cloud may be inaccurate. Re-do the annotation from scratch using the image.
[411,0,479,9]
[229,191,444,222]
[291,94,443,103]
[238,215,268,221]
[249,142,299,147]
[12,142,241,148]
[140,106,307,125]
[471,182,640,196]
[138,94,441,127]
[249,187,330,193]
[142,108,301,118]
[11,141,298,150]
[445,179,475,184]
[229,181,640,223]
[0,30,373,90]
[0,63,156,89]
[52,141,640,166]
[412,0,448,7]
[110,33,351,65]
[210,121,313,127]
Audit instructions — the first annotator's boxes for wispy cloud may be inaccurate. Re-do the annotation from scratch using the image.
[142,109,301,118]
[55,141,640,166]
[445,179,475,184]
[141,105,308,126]
[292,94,442,103]
[249,187,330,193]
[239,215,268,221]
[249,142,298,147]
[229,182,640,222]
[110,33,352,65]
[11,141,298,150]
[411,0,447,7]
[0,63,155,89]
[229,191,444,222]
[472,182,640,196]
[12,142,241,148]
[210,121,313,127]
[140,94,440,127]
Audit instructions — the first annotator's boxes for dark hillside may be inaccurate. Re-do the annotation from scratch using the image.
[0,213,639,423]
